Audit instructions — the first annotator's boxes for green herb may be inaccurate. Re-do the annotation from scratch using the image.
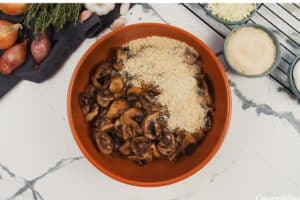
[23,4,82,36]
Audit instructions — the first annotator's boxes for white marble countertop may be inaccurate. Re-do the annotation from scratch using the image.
[0,4,300,200]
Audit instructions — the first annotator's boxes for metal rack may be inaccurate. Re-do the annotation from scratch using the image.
[183,3,300,97]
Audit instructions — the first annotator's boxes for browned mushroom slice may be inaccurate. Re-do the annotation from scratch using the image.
[115,48,123,63]
[126,86,142,101]
[140,97,160,114]
[85,104,99,122]
[142,152,153,163]
[121,125,134,140]
[91,76,102,89]
[100,122,114,132]
[194,130,205,142]
[182,133,197,155]
[130,136,151,155]
[142,84,160,97]
[120,108,144,133]
[184,48,199,64]
[85,84,96,97]
[149,144,161,159]
[157,132,177,156]
[109,76,124,94]
[134,101,143,109]
[79,93,91,115]
[128,152,153,164]
[95,131,113,155]
[127,155,145,166]
[106,99,129,119]
[113,62,123,72]
[92,64,112,89]
[96,91,114,108]
[201,80,213,106]
[142,112,162,140]
[203,110,213,133]
[119,141,131,156]
[109,131,124,150]
[169,148,181,161]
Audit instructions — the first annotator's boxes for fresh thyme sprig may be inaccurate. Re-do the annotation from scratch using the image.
[23,4,82,36]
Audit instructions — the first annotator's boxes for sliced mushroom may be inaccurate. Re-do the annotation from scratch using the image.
[122,125,135,140]
[203,110,213,133]
[157,132,177,156]
[130,136,151,155]
[202,80,213,106]
[194,130,205,142]
[91,76,102,89]
[119,141,131,156]
[109,131,124,150]
[182,133,197,155]
[96,90,114,108]
[142,112,162,140]
[113,62,123,72]
[184,48,198,64]
[106,99,129,119]
[79,93,91,115]
[85,84,96,97]
[128,155,145,166]
[149,144,161,159]
[120,108,144,135]
[126,86,142,101]
[85,104,99,122]
[128,151,153,165]
[109,76,124,93]
[95,131,113,155]
[140,97,160,114]
[91,64,112,89]
[100,122,114,132]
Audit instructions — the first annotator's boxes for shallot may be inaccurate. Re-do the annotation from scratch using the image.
[80,10,92,23]
[0,39,28,75]
[31,33,51,66]
[0,3,28,16]
[0,20,22,50]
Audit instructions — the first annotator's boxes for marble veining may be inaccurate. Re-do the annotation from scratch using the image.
[230,79,300,133]
[0,156,83,200]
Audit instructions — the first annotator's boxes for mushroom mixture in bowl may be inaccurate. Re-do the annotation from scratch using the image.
[79,36,214,166]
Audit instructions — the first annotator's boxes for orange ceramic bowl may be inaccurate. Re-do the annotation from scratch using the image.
[67,23,231,187]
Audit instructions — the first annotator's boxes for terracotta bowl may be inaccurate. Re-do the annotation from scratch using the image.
[67,23,231,187]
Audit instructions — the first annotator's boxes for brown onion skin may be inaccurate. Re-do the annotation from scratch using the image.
[0,39,28,75]
[0,3,28,16]
[0,20,21,50]
[31,33,51,66]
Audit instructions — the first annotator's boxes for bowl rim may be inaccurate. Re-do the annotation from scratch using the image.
[67,23,232,187]
[203,3,257,25]
[223,23,281,78]
[288,56,300,99]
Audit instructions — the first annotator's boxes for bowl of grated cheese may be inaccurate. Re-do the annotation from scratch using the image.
[204,3,257,25]
[67,23,231,187]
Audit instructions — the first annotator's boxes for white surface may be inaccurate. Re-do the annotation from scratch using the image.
[0,4,300,200]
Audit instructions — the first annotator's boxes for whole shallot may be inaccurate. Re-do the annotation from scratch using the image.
[31,33,51,66]
[0,39,28,75]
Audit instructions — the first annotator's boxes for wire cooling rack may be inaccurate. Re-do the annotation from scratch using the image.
[183,3,300,97]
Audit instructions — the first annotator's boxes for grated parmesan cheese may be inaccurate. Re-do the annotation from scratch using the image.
[225,26,276,76]
[208,3,256,22]
[120,36,209,133]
